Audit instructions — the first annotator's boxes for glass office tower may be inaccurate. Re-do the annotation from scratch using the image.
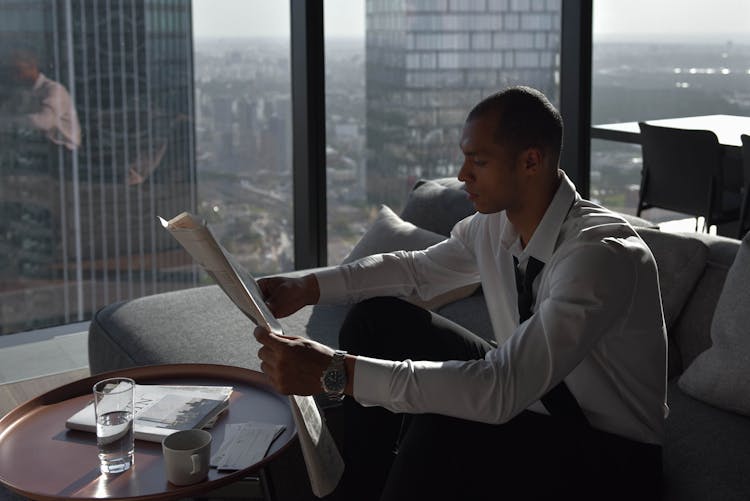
[365,0,561,207]
[0,0,196,334]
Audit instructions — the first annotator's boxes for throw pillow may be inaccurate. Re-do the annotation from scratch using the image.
[635,228,708,329]
[342,204,445,264]
[400,179,476,237]
[678,231,750,415]
[343,204,479,310]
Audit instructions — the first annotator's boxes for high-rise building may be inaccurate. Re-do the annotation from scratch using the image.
[365,0,561,208]
[0,0,196,334]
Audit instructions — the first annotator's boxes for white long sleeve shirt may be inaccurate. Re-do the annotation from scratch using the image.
[26,73,81,150]
[315,173,668,445]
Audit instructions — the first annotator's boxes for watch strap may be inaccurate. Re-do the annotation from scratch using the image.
[321,349,348,400]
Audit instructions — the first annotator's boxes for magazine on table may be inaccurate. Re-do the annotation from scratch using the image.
[160,211,344,498]
[65,384,233,443]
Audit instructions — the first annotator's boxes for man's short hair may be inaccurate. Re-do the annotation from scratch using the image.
[467,86,563,167]
[8,45,39,65]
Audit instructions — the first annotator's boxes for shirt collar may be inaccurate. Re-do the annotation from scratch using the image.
[32,73,46,91]
[502,171,579,265]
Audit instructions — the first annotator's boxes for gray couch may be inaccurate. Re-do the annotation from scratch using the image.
[88,178,750,500]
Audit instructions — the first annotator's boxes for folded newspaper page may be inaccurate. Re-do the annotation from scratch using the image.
[159,212,283,335]
[160,212,344,497]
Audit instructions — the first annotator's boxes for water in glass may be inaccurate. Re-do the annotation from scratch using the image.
[97,410,134,473]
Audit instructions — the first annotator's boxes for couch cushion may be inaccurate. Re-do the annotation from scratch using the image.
[668,260,729,376]
[343,204,478,311]
[88,285,342,374]
[678,231,750,415]
[400,179,476,237]
[667,233,739,374]
[663,381,750,501]
[635,229,708,330]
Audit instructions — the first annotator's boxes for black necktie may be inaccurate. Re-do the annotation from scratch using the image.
[513,256,589,427]
[514,256,544,323]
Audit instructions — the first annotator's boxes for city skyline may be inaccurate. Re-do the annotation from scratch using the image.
[0,0,197,334]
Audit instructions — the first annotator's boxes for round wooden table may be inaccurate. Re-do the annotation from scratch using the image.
[0,364,297,501]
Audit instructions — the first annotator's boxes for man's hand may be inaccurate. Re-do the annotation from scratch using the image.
[257,274,320,318]
[254,326,333,395]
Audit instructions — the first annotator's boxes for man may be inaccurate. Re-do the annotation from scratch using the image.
[255,86,667,500]
[6,47,81,150]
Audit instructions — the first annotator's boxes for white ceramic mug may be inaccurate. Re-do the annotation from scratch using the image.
[162,429,212,486]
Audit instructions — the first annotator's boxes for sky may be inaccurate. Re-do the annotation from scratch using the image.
[192,0,364,39]
[592,0,750,42]
[192,0,750,42]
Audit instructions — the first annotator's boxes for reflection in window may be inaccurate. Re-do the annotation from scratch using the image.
[0,0,196,334]
[0,0,294,336]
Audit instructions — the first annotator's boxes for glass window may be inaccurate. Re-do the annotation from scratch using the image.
[471,33,492,50]
[420,52,437,69]
[324,0,561,264]
[449,0,488,11]
[0,0,292,335]
[590,0,750,227]
[438,52,460,69]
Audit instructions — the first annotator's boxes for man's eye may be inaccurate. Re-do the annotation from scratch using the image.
[474,158,487,166]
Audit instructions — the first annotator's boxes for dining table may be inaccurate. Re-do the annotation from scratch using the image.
[591,113,750,195]
[591,114,750,159]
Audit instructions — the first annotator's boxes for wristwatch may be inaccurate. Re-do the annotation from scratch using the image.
[321,350,348,400]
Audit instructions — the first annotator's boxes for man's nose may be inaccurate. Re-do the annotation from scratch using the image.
[457,160,471,182]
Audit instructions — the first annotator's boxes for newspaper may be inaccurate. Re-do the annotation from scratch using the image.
[210,421,286,471]
[66,384,232,442]
[160,212,344,498]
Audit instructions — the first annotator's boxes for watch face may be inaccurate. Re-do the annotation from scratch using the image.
[323,368,346,393]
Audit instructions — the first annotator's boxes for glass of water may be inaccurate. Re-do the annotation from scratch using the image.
[93,377,135,474]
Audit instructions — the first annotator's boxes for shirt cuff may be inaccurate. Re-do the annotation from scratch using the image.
[352,356,400,407]
[314,267,348,304]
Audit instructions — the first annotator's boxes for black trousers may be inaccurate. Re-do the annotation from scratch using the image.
[330,297,662,501]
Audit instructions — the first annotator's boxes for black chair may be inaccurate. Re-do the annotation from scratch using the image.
[739,134,750,238]
[637,122,740,232]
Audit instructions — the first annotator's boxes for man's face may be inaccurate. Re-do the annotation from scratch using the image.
[457,114,524,214]
[10,58,38,87]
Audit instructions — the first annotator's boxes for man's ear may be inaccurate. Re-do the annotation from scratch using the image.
[521,147,543,173]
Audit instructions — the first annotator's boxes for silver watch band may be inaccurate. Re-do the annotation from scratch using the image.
[321,349,348,400]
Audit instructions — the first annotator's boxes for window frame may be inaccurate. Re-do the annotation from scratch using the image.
[289,0,592,267]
